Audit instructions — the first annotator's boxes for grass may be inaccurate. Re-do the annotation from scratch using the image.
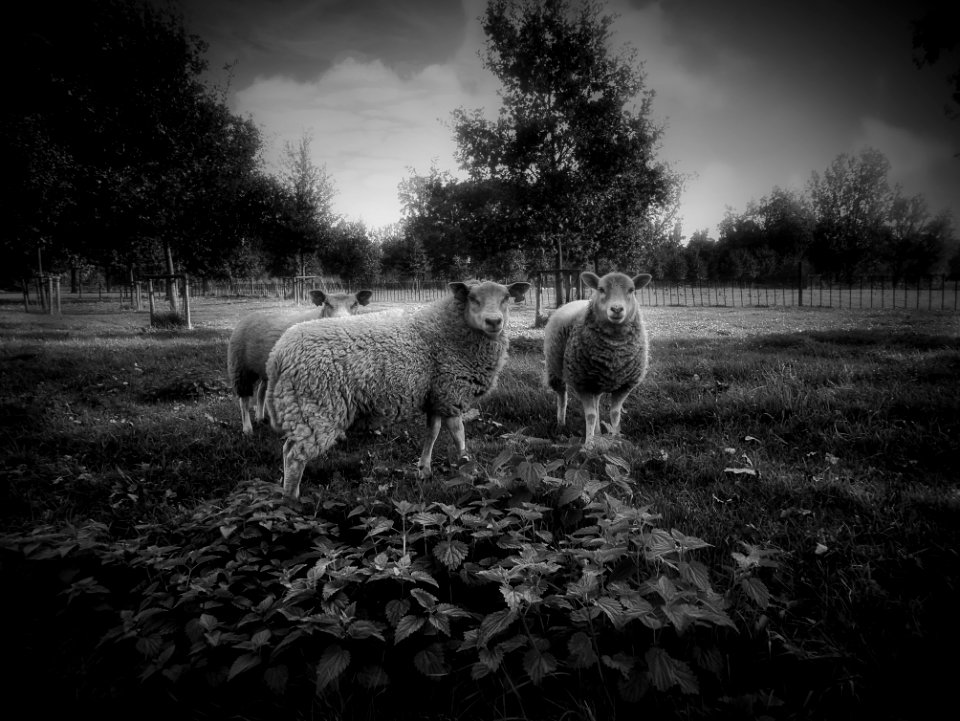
[1,298,958,720]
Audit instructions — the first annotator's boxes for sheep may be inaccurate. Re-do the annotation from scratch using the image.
[227,289,372,434]
[265,279,531,499]
[543,271,651,444]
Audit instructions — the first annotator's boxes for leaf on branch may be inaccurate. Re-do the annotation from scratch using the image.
[414,643,449,678]
[740,577,772,609]
[227,653,261,681]
[645,647,699,694]
[433,539,469,570]
[315,644,351,692]
[411,588,439,610]
[567,631,598,668]
[385,599,410,626]
[478,608,518,647]
[523,646,557,685]
[263,664,288,694]
[394,615,426,643]
[679,560,712,591]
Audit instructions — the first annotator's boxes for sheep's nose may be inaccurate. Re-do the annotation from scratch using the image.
[484,316,503,332]
[609,305,624,316]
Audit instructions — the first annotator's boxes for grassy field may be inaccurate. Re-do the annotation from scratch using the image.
[1,296,958,720]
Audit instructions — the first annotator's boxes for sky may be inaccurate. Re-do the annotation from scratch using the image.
[179,0,960,239]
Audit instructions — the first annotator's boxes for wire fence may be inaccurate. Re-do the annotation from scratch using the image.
[15,274,960,312]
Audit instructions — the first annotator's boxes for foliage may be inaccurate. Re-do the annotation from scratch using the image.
[1,444,778,719]
[448,0,677,276]
[0,0,274,284]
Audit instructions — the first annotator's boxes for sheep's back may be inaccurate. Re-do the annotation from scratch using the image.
[269,314,433,429]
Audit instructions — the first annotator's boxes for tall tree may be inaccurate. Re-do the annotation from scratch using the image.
[273,133,337,277]
[451,0,674,299]
[1,0,270,286]
[807,148,895,278]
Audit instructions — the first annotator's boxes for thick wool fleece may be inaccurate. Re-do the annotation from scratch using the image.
[266,294,509,464]
[544,299,648,397]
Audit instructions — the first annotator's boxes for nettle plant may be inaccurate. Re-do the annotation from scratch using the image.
[5,441,779,716]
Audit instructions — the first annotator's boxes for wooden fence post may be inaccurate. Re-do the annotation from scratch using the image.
[183,275,192,329]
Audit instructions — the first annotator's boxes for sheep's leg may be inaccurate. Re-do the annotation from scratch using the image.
[418,415,443,479]
[580,392,601,444]
[443,415,469,466]
[608,386,634,436]
[254,380,268,423]
[239,396,254,435]
[555,384,568,428]
[281,439,308,499]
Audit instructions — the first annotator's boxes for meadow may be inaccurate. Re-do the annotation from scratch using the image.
[1,295,958,720]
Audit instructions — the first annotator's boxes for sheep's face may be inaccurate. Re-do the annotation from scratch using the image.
[450,280,531,338]
[310,289,373,318]
[582,271,652,325]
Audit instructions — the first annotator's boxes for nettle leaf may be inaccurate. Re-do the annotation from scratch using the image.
[601,652,636,679]
[645,647,699,694]
[558,483,584,507]
[518,460,547,486]
[315,644,351,692]
[394,615,426,643]
[595,595,625,626]
[428,613,451,636]
[410,588,438,610]
[347,620,385,641]
[357,664,390,689]
[692,645,725,678]
[263,664,288,695]
[523,646,557,685]
[199,613,219,631]
[219,524,237,539]
[227,653,262,681]
[671,529,711,553]
[471,661,492,680]
[478,609,518,647]
[385,599,410,626]
[567,631,598,668]
[479,645,504,671]
[679,560,712,592]
[740,577,772,609]
[414,643,449,678]
[136,634,164,658]
[433,539,469,570]
[251,629,272,649]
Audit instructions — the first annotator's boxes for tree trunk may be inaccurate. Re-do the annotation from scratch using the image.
[165,241,177,310]
[554,235,564,308]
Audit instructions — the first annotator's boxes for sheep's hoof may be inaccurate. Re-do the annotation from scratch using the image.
[417,465,433,480]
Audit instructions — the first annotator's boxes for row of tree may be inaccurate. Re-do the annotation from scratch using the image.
[659,149,959,284]
[3,0,957,293]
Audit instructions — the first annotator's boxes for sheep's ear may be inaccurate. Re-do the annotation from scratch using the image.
[309,290,327,306]
[356,290,373,305]
[507,282,530,301]
[449,282,470,301]
[632,274,652,290]
[581,272,600,290]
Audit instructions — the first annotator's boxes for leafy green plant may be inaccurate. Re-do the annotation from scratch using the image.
[1,440,781,720]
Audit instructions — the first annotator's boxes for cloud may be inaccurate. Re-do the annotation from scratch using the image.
[855,117,954,179]
[235,57,477,227]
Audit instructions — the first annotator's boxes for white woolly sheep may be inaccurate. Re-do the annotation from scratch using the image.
[227,289,372,434]
[265,280,531,499]
[543,271,652,443]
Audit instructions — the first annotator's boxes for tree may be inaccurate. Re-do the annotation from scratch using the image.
[272,133,338,277]
[322,221,382,285]
[0,0,271,286]
[451,0,675,301]
[807,148,895,278]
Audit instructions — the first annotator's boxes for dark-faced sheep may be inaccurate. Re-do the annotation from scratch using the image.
[227,289,372,434]
[543,271,651,443]
[265,280,530,498]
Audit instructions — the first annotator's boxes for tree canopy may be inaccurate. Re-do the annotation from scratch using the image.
[444,0,677,278]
